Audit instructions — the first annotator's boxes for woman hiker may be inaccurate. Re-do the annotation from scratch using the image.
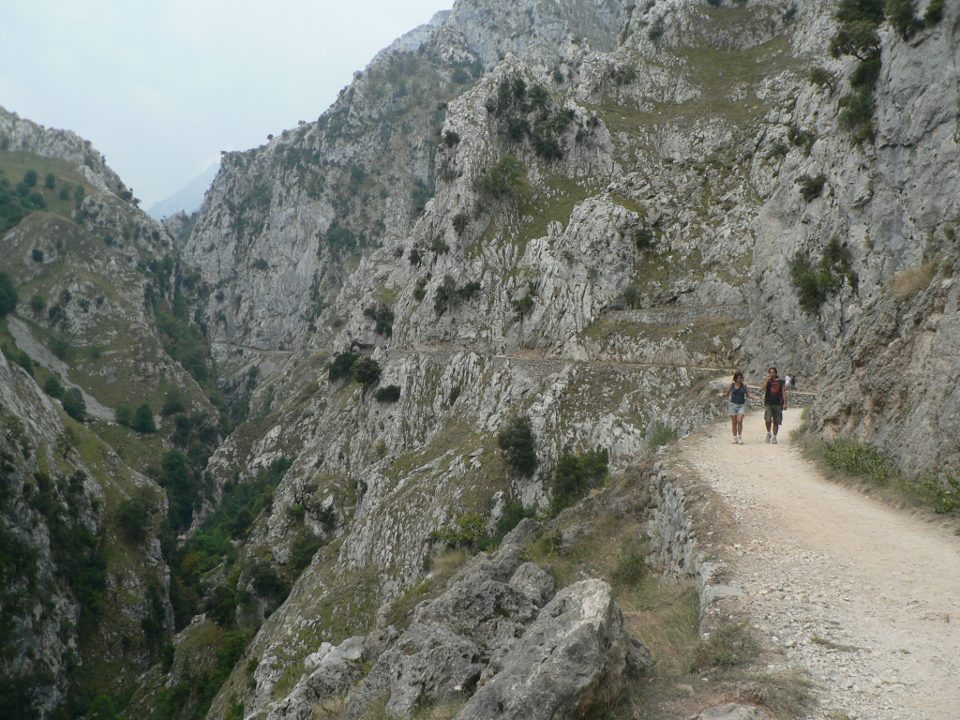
[720,371,751,444]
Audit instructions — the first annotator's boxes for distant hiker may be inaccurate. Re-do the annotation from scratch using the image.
[720,371,751,444]
[783,373,792,389]
[762,366,787,444]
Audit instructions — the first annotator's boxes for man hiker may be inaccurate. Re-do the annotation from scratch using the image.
[762,366,787,444]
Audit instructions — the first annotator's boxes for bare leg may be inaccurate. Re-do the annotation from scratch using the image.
[731,416,737,436]
[736,414,745,436]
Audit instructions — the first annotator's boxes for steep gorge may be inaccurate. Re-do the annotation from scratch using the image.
[1,0,958,718]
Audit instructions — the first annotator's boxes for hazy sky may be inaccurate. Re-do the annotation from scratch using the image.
[0,0,452,206]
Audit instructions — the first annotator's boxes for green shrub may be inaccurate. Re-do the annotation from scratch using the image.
[442,130,461,146]
[24,169,38,187]
[289,532,324,576]
[808,66,836,91]
[115,403,132,426]
[692,622,759,669]
[475,155,529,202]
[787,125,816,155]
[363,304,394,336]
[885,0,922,38]
[14,350,33,376]
[43,375,65,399]
[550,447,608,514]
[796,173,827,202]
[839,86,876,143]
[823,438,897,485]
[62,388,86,422]
[413,276,429,302]
[374,384,401,403]
[161,391,186,416]
[131,403,157,433]
[0,272,16,316]
[494,499,534,541]
[434,512,489,551]
[648,422,677,448]
[29,294,45,313]
[497,415,538,477]
[925,0,945,25]
[117,495,153,543]
[353,357,382,389]
[611,545,647,589]
[328,351,358,381]
[790,238,858,314]
[31,248,44,263]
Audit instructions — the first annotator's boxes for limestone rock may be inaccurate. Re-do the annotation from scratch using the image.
[454,579,635,720]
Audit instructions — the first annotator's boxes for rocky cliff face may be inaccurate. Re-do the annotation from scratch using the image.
[177,2,958,714]
[0,109,213,715]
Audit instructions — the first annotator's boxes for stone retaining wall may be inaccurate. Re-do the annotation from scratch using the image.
[643,462,740,635]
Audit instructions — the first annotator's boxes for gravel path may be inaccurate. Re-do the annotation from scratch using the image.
[681,414,960,720]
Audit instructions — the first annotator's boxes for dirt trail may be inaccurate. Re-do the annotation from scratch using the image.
[679,414,960,720]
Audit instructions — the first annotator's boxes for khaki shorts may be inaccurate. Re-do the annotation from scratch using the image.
[764,404,783,425]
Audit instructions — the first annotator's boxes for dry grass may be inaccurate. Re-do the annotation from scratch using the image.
[622,576,702,675]
[313,696,346,718]
[810,634,859,653]
[739,669,815,717]
[692,622,760,670]
[889,262,936,299]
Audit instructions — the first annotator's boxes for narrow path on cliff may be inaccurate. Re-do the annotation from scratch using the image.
[677,414,960,720]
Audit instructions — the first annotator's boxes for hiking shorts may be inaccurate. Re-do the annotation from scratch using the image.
[728,402,745,416]
[764,403,783,425]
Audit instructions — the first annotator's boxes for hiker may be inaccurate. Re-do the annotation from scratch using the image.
[719,370,750,444]
[762,366,787,444]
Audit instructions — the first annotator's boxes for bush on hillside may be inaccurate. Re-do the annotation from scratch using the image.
[353,357,382,389]
[0,272,17,316]
[62,388,86,422]
[497,416,538,477]
[550,447,608,515]
[43,375,65,399]
[131,404,157,434]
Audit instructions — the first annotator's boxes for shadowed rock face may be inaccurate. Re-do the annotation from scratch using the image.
[454,578,638,720]
[267,519,648,720]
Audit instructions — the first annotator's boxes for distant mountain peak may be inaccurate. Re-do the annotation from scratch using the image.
[148,161,219,219]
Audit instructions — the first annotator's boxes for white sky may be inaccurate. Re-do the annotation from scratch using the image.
[0,0,452,206]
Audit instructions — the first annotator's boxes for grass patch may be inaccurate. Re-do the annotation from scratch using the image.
[622,577,701,675]
[801,433,960,515]
[739,669,814,718]
[889,262,936,299]
[692,622,759,669]
[471,174,594,260]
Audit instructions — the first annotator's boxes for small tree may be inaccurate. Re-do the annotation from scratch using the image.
[353,357,382,389]
[497,415,537,477]
[131,404,157,433]
[328,351,358,381]
[30,294,45,313]
[24,169,38,187]
[32,249,44,263]
[44,173,56,190]
[43,375,65,399]
[115,404,132,427]
[62,387,87,422]
[117,494,152,543]
[0,272,17,316]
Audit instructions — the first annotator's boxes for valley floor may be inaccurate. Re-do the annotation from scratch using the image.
[678,414,960,720]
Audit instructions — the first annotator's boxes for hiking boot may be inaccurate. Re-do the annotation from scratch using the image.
[737,436,744,444]
[771,435,778,444]
[765,433,771,443]
[732,437,739,444]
